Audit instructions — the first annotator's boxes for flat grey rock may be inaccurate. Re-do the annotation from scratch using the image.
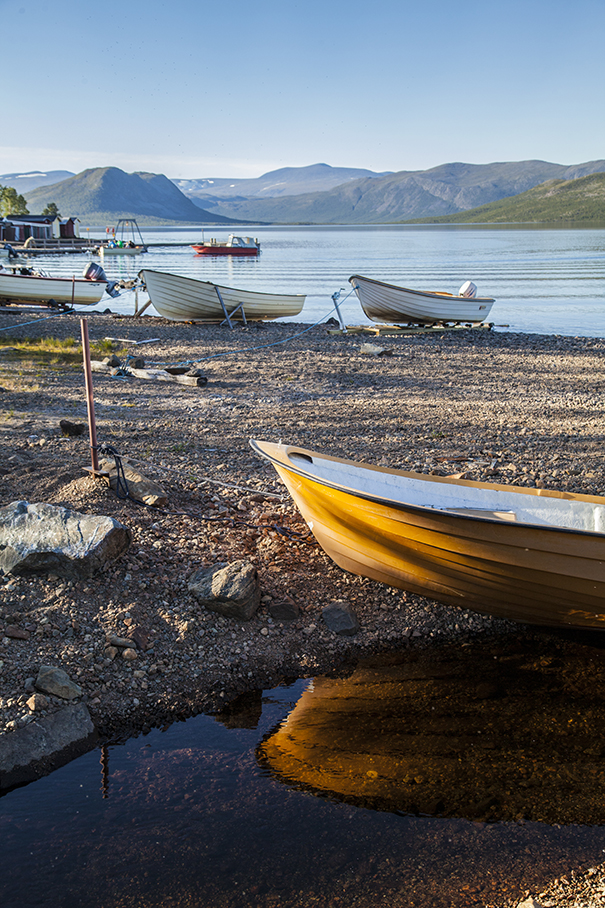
[0,703,97,791]
[36,665,82,700]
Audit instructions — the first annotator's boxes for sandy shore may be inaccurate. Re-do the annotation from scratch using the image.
[2,310,605,905]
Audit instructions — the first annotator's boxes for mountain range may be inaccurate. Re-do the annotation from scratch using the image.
[173,163,391,203]
[176,160,605,223]
[4,159,604,225]
[0,170,75,194]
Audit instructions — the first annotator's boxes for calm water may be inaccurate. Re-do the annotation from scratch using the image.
[30,224,605,337]
[3,634,605,908]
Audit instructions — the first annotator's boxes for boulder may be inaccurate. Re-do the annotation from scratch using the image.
[35,666,82,700]
[0,501,131,579]
[322,600,360,636]
[188,560,261,620]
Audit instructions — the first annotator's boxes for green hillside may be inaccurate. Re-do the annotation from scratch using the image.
[407,172,605,224]
[25,167,240,224]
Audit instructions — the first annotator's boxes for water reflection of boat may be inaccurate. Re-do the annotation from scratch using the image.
[258,640,605,825]
[251,440,605,630]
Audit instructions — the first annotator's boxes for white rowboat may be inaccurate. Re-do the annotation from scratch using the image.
[0,270,108,307]
[140,269,305,323]
[350,274,495,325]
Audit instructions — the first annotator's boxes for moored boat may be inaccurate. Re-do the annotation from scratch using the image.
[98,219,148,256]
[251,439,605,629]
[139,269,305,323]
[99,243,146,256]
[191,234,260,256]
[350,274,495,325]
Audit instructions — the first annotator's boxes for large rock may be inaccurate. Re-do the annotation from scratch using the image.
[0,703,97,792]
[35,666,82,700]
[188,560,261,620]
[0,501,131,579]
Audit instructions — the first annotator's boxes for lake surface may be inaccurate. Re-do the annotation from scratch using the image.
[30,224,605,337]
[3,633,605,908]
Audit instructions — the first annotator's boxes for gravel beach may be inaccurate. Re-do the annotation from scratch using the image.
[2,310,605,906]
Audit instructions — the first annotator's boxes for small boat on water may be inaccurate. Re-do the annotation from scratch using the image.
[191,234,260,256]
[350,274,495,325]
[99,243,146,256]
[251,439,605,629]
[97,219,148,256]
[0,262,117,308]
[139,269,305,324]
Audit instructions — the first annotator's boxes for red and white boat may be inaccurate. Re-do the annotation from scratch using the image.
[191,234,260,256]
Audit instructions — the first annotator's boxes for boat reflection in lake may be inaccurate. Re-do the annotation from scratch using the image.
[4,634,605,908]
[259,634,605,826]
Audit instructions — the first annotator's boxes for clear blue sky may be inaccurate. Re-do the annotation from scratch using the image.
[1,0,603,179]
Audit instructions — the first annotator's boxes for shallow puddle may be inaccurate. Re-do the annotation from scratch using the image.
[2,631,605,907]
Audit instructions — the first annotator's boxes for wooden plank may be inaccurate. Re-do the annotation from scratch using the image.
[90,360,207,386]
[129,367,207,387]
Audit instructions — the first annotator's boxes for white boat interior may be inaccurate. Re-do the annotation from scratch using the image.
[285,449,605,533]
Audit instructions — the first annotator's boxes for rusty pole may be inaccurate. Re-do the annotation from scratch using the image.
[80,317,100,474]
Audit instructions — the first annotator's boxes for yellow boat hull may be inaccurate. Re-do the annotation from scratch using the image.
[251,440,605,629]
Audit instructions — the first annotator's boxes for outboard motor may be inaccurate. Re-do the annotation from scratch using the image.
[83,262,106,282]
[82,261,120,298]
[459,280,478,298]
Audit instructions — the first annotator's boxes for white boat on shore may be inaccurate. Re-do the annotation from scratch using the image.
[350,274,495,325]
[139,269,306,324]
[0,263,115,308]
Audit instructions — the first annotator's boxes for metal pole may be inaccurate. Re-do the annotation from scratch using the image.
[80,318,100,474]
[331,290,348,333]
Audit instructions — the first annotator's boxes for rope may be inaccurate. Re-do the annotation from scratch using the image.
[149,287,358,371]
[0,300,96,333]
[97,443,146,505]
[96,445,315,543]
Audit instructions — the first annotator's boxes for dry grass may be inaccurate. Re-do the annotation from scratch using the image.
[0,335,119,367]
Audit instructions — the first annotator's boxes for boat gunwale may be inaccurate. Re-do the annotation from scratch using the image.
[139,269,306,302]
[250,439,605,539]
[0,272,106,287]
[349,273,495,304]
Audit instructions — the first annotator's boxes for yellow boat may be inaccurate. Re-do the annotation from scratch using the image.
[250,440,605,629]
